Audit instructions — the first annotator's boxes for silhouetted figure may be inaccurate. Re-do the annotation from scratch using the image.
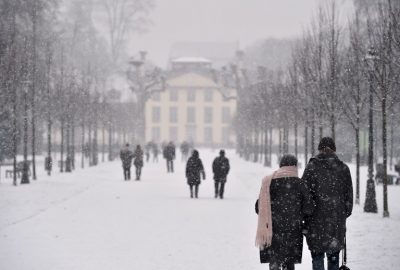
[186,150,205,198]
[180,141,190,161]
[145,142,152,162]
[133,145,144,180]
[212,150,230,199]
[120,144,134,180]
[302,137,353,270]
[164,141,176,173]
[152,143,159,162]
[256,155,314,270]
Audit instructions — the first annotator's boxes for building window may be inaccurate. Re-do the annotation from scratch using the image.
[204,89,213,101]
[170,89,178,101]
[152,107,160,123]
[187,107,195,123]
[204,127,213,143]
[186,125,196,142]
[187,89,196,102]
[152,92,160,101]
[222,107,231,123]
[170,107,178,123]
[152,127,160,142]
[169,126,178,142]
[204,107,213,123]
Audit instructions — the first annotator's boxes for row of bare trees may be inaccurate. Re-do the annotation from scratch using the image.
[235,0,400,217]
[0,0,154,185]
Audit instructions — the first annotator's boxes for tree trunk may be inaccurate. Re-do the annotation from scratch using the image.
[60,118,64,172]
[355,127,360,204]
[81,119,85,169]
[264,127,270,166]
[331,113,336,142]
[72,118,75,170]
[31,3,37,181]
[294,120,298,159]
[311,109,316,156]
[382,90,389,218]
[102,123,105,162]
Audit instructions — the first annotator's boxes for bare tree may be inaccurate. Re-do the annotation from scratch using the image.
[96,0,154,67]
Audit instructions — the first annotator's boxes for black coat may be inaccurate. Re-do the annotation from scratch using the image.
[212,156,230,182]
[256,177,314,264]
[133,148,144,167]
[302,153,353,254]
[164,144,176,161]
[186,156,205,185]
[120,149,133,168]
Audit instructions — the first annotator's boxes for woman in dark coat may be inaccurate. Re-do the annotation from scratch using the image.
[185,150,205,198]
[133,145,144,180]
[302,137,353,270]
[256,155,314,270]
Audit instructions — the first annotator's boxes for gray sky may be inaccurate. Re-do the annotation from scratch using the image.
[128,0,352,67]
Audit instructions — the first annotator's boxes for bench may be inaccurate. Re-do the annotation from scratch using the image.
[5,161,31,178]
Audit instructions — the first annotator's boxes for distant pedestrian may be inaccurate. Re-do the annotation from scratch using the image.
[185,150,205,198]
[255,155,314,270]
[120,143,134,180]
[164,141,176,173]
[133,145,144,180]
[180,141,190,161]
[302,137,353,270]
[152,143,159,162]
[145,142,152,162]
[212,150,230,199]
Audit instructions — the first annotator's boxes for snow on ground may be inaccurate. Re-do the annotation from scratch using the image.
[0,149,399,270]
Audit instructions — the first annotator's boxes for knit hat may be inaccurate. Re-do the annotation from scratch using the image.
[279,154,298,167]
[318,137,336,152]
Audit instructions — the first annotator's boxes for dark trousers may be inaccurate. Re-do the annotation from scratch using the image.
[269,262,294,270]
[189,184,199,198]
[214,181,226,198]
[167,160,174,172]
[311,251,340,270]
[135,165,142,180]
[123,167,131,180]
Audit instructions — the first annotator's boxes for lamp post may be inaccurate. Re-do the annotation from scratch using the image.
[129,52,145,143]
[364,47,378,213]
[21,80,30,184]
[128,51,165,144]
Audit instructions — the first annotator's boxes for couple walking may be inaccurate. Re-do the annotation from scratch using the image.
[120,144,144,181]
[185,149,230,199]
[255,137,353,270]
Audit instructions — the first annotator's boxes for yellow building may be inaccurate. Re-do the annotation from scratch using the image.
[145,59,237,147]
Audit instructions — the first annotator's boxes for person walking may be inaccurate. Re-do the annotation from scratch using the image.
[185,150,205,198]
[180,141,190,162]
[212,150,230,199]
[164,141,176,173]
[302,137,353,270]
[255,155,314,270]
[120,143,134,181]
[152,143,159,162]
[133,145,144,180]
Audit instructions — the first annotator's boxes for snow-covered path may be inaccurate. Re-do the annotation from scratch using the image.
[0,150,399,270]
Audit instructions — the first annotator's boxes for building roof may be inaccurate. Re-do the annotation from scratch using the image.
[169,41,238,68]
[171,57,212,64]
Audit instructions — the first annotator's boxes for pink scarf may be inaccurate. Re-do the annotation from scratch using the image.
[255,166,298,249]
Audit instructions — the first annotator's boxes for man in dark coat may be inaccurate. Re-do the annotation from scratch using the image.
[302,137,353,270]
[212,149,230,199]
[185,150,205,198]
[164,141,176,173]
[120,143,134,180]
[133,145,144,180]
[256,155,314,270]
